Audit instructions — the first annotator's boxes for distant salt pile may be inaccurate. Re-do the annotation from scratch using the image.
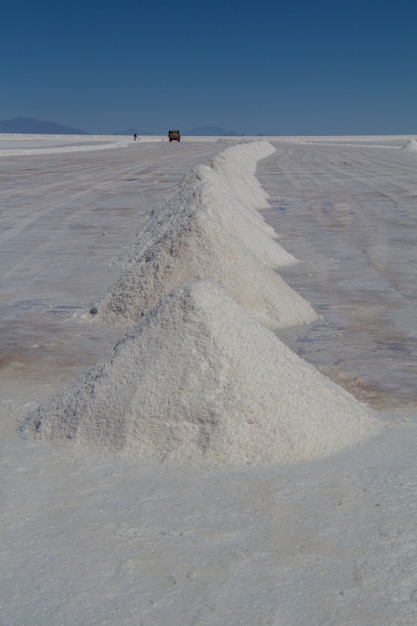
[122,161,286,270]
[94,204,315,329]
[210,141,275,211]
[123,141,278,259]
[403,138,417,152]
[91,140,311,328]
[185,164,297,268]
[23,281,378,465]
[182,163,278,240]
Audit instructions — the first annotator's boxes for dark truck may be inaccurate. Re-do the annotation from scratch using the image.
[168,129,181,142]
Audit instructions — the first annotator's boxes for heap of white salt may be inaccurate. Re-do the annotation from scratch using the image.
[23,281,378,465]
[182,164,297,268]
[209,141,275,211]
[123,161,280,268]
[403,138,417,152]
[94,205,316,329]
[91,141,312,328]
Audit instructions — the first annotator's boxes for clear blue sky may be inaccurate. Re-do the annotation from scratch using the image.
[2,0,416,135]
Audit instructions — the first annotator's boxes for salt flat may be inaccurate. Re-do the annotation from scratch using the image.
[1,134,417,625]
[258,138,417,409]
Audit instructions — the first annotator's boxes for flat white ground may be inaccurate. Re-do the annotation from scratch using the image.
[1,134,417,625]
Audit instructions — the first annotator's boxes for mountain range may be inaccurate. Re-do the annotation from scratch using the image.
[183,126,239,136]
[0,117,89,135]
[0,117,241,136]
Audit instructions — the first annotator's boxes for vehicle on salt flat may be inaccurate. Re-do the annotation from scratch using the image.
[168,129,181,142]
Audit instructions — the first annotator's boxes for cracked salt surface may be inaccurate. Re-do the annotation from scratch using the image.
[2,134,417,625]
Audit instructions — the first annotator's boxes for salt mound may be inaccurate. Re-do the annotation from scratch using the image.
[129,143,278,262]
[131,163,296,270]
[94,208,316,328]
[186,162,277,240]
[220,140,276,178]
[23,281,378,465]
[103,142,279,290]
[91,140,305,327]
[403,138,417,152]
[210,141,276,211]
[189,164,297,268]
[122,165,277,272]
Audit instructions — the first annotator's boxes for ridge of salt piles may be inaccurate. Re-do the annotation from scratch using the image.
[90,142,313,329]
[23,141,379,464]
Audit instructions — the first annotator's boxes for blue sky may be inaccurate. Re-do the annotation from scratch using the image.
[2,0,416,134]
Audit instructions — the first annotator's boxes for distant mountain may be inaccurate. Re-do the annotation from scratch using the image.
[184,126,240,136]
[0,118,245,137]
[0,117,89,135]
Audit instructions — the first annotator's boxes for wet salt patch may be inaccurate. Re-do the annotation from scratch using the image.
[23,281,379,465]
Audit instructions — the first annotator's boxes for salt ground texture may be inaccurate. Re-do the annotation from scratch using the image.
[90,141,313,328]
[23,280,377,464]
[2,134,417,625]
[256,137,417,410]
[0,133,165,156]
